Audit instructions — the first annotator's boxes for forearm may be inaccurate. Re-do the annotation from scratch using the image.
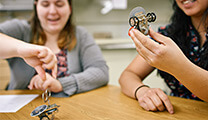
[58,75,78,96]
[74,66,108,93]
[59,65,108,96]
[0,33,25,59]
[170,59,208,102]
[119,70,144,99]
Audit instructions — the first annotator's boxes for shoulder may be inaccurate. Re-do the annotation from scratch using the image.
[75,26,94,42]
[75,26,90,36]
[0,19,30,37]
[0,19,30,29]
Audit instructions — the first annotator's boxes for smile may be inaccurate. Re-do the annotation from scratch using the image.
[48,18,60,22]
[181,0,196,4]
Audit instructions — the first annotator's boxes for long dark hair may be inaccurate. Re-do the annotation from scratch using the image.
[159,1,208,79]
[29,0,76,51]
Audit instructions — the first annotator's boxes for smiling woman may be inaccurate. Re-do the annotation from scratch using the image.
[119,0,208,114]
[31,0,75,53]
[0,0,109,97]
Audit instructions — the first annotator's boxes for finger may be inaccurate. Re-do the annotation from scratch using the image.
[28,83,33,90]
[130,30,144,50]
[42,80,51,91]
[34,79,39,89]
[40,52,54,64]
[130,30,154,62]
[28,78,35,90]
[139,101,150,111]
[149,93,165,111]
[132,29,160,53]
[35,65,46,81]
[52,63,57,78]
[143,96,157,111]
[38,48,48,58]
[156,90,174,114]
[33,76,42,90]
[37,79,44,90]
[42,57,57,70]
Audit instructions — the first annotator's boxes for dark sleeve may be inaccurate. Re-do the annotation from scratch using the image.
[0,19,31,42]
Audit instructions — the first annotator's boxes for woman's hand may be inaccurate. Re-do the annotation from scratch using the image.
[129,28,188,75]
[28,73,62,93]
[17,44,57,80]
[136,87,174,114]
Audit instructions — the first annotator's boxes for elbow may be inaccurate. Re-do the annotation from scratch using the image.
[118,71,127,94]
[101,70,109,86]
[103,68,109,86]
[99,64,109,86]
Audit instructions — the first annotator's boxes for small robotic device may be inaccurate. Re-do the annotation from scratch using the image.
[31,89,60,120]
[128,7,156,35]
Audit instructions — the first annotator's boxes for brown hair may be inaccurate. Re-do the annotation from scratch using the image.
[29,0,76,51]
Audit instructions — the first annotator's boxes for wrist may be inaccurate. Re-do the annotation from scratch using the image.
[134,85,150,100]
[16,40,27,57]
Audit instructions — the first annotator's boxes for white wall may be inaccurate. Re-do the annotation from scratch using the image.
[73,0,173,38]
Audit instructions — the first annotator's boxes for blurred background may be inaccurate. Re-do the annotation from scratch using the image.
[0,0,173,93]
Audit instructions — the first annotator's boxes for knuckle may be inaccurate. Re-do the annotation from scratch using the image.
[139,47,145,53]
[150,106,157,111]
[157,103,164,109]
[138,98,144,103]
[154,49,164,57]
[162,95,169,101]
[155,88,161,92]
[141,37,148,45]
[148,57,156,65]
[147,89,154,95]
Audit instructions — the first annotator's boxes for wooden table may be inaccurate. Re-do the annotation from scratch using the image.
[0,85,208,120]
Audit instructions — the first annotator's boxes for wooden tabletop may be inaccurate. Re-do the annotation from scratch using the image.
[0,85,208,120]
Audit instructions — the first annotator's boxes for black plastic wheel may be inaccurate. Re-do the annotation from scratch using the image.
[147,12,156,22]
[150,12,156,22]
[40,115,50,120]
[129,16,139,27]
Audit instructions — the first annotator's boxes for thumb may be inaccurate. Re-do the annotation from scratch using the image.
[52,64,57,79]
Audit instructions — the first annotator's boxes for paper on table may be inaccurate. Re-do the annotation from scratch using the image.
[0,94,39,113]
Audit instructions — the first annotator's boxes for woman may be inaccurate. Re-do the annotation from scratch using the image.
[0,0,109,97]
[119,0,208,114]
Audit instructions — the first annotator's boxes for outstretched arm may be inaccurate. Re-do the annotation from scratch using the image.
[0,33,57,80]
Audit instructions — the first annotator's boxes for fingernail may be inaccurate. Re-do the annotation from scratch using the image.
[130,30,135,37]
[28,86,31,90]
[170,110,174,114]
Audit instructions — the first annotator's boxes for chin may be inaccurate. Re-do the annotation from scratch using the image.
[184,10,201,17]
[48,28,62,33]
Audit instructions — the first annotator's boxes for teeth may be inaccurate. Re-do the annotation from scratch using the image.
[183,0,195,4]
[183,0,190,4]
[183,1,190,4]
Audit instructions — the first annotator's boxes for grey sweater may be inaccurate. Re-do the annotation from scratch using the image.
[0,19,109,97]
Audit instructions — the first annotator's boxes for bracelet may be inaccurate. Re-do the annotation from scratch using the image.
[134,85,150,100]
